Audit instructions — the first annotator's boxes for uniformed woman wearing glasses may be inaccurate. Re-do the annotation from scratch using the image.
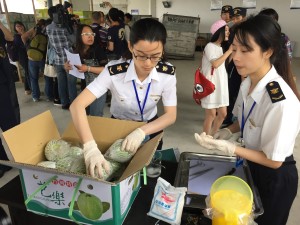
[70,18,177,178]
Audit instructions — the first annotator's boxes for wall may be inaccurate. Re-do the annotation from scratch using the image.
[55,0,300,57]
[71,0,89,10]
[155,0,300,57]
[127,0,151,15]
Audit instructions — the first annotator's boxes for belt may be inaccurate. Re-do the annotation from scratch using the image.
[282,155,296,166]
[111,115,158,123]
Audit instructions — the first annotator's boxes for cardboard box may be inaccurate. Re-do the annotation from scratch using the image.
[1,111,162,225]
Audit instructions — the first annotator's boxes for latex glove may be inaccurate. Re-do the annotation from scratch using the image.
[213,128,232,140]
[122,128,145,153]
[195,132,236,156]
[83,140,110,178]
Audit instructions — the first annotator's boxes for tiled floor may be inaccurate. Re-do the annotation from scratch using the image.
[1,52,299,224]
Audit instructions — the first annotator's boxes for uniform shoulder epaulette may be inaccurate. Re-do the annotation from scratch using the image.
[266,81,286,103]
[155,62,175,75]
[108,62,129,76]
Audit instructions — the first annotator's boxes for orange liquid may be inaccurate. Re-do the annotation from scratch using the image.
[211,190,252,225]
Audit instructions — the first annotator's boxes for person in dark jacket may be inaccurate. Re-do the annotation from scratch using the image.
[0,22,20,178]
[12,21,32,95]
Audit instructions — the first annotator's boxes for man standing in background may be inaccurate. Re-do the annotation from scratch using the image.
[90,11,108,51]
[232,7,247,24]
[221,7,247,127]
[46,5,77,110]
[220,5,233,23]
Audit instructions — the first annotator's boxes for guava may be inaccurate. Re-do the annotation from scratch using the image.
[77,191,103,220]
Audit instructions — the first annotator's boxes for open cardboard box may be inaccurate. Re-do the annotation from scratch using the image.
[0,111,162,225]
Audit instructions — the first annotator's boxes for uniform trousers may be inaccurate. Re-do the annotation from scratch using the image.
[248,156,298,225]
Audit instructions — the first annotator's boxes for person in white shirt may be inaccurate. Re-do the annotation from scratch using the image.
[201,20,232,136]
[195,15,300,225]
[70,18,177,178]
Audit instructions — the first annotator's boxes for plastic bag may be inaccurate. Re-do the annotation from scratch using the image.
[104,139,134,163]
[203,192,257,225]
[147,177,187,225]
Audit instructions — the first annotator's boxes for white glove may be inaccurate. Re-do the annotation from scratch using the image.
[83,140,110,178]
[121,128,145,153]
[213,128,232,140]
[195,132,236,156]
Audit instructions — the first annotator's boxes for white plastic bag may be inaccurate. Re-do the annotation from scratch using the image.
[147,177,187,225]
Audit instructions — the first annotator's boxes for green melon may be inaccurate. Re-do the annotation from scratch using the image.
[37,161,56,169]
[56,156,86,174]
[104,139,133,163]
[44,139,71,162]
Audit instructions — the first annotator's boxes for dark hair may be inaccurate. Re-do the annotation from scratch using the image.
[118,10,125,23]
[92,11,101,21]
[108,8,121,23]
[45,18,52,26]
[124,13,132,21]
[13,21,26,33]
[37,19,46,27]
[48,6,56,19]
[75,24,94,58]
[259,8,279,21]
[63,1,72,9]
[210,25,226,42]
[124,18,167,61]
[234,15,300,100]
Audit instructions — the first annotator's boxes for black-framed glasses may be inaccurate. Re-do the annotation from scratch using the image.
[81,32,96,37]
[132,51,162,62]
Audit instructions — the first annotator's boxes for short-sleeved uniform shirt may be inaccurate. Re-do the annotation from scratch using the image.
[201,42,229,109]
[233,66,300,161]
[87,59,177,121]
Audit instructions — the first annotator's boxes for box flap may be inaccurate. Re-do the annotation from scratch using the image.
[119,133,163,181]
[62,116,146,152]
[2,111,60,164]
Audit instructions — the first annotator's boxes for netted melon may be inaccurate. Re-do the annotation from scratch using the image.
[44,139,71,162]
[37,161,56,169]
[95,159,125,181]
[56,155,86,174]
[104,139,134,163]
[69,146,83,157]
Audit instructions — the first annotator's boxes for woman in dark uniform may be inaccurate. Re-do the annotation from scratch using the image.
[0,22,20,177]
[106,8,128,61]
[195,15,300,225]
